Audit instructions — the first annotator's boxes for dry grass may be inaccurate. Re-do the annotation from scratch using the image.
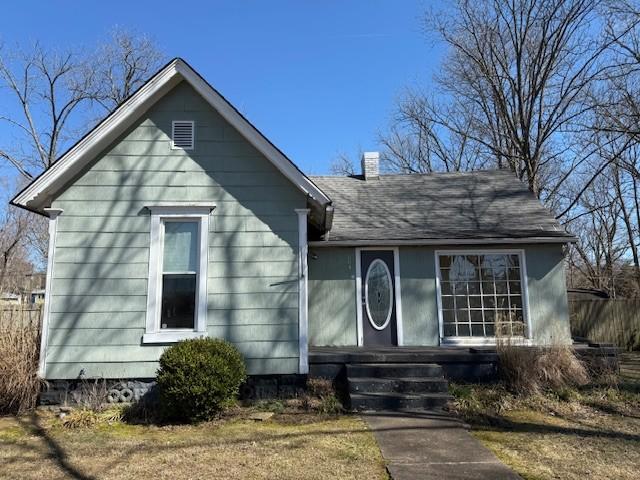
[0,410,387,480]
[0,309,43,414]
[450,381,640,480]
[497,338,589,394]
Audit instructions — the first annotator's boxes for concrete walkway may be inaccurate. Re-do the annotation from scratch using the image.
[362,410,521,480]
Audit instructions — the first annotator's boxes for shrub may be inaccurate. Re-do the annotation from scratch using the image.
[156,338,247,422]
[298,378,343,414]
[0,310,43,415]
[497,338,589,395]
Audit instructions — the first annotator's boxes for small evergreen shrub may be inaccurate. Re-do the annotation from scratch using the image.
[156,338,247,422]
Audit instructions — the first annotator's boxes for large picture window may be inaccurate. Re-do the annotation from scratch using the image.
[143,204,213,344]
[437,252,528,339]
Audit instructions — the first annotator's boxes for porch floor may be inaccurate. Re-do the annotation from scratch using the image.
[309,345,498,365]
[308,342,618,383]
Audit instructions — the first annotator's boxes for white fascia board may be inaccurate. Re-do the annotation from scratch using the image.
[308,236,577,247]
[13,58,331,211]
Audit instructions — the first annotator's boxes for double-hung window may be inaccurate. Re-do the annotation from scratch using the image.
[143,204,213,343]
[436,250,530,343]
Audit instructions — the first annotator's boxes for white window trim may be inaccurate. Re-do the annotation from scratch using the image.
[434,249,533,346]
[355,247,404,347]
[143,204,214,344]
[171,120,195,150]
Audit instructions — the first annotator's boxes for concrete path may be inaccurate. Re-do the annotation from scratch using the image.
[362,410,521,480]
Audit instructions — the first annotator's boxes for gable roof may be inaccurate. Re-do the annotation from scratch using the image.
[309,170,576,245]
[11,58,331,215]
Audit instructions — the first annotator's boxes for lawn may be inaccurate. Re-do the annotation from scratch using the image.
[0,410,388,480]
[450,380,640,480]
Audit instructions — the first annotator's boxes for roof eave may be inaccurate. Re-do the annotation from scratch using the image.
[308,236,577,247]
[11,57,331,214]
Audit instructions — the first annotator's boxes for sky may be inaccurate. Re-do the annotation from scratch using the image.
[0,0,443,185]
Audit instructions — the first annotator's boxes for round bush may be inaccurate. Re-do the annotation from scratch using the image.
[156,338,247,422]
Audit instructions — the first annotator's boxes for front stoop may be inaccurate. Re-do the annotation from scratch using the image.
[346,363,452,411]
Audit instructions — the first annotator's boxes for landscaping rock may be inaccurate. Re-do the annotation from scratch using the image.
[249,412,274,422]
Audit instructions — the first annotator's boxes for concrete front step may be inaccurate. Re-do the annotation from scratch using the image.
[348,377,449,394]
[346,363,443,378]
[349,392,452,411]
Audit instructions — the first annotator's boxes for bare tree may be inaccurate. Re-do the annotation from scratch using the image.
[0,31,165,267]
[330,152,357,175]
[0,207,31,293]
[380,92,487,173]
[0,31,164,180]
[0,44,97,177]
[569,171,628,296]
[92,28,165,111]
[381,0,639,223]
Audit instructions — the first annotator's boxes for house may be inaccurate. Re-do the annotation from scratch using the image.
[11,58,575,401]
[0,292,22,306]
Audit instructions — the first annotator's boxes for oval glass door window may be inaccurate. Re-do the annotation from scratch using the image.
[365,259,393,330]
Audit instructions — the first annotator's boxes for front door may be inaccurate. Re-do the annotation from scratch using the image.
[361,250,397,346]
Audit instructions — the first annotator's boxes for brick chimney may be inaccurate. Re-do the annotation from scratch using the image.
[361,151,380,180]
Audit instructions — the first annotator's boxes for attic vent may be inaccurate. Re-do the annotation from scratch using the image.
[171,121,195,150]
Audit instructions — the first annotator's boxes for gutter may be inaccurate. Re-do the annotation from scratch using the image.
[308,236,578,247]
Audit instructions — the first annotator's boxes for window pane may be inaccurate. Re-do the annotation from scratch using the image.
[469,296,482,308]
[439,256,452,268]
[163,221,198,272]
[471,324,485,336]
[508,267,520,281]
[442,310,456,322]
[365,260,393,328]
[510,296,523,309]
[455,295,469,309]
[443,323,456,336]
[161,274,196,329]
[450,256,478,282]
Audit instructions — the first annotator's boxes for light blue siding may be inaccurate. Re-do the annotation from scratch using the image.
[46,81,305,378]
[308,245,571,346]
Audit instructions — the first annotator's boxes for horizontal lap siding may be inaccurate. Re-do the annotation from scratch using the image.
[308,248,358,345]
[307,245,571,347]
[46,81,304,379]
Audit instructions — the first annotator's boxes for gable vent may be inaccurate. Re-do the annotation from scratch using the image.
[171,121,195,150]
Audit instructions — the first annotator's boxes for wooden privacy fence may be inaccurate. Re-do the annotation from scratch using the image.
[569,299,640,351]
[0,308,42,329]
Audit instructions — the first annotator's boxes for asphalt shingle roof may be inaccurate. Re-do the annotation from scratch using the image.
[310,170,573,243]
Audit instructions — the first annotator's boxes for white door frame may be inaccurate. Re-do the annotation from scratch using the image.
[355,247,404,347]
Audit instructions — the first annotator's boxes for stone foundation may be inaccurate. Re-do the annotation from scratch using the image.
[40,375,308,406]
